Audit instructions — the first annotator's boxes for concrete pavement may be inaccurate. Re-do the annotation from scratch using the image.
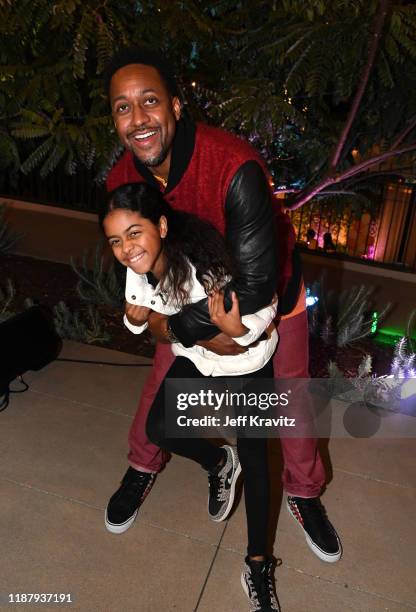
[1,341,415,611]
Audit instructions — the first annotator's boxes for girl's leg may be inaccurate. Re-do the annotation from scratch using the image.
[238,436,270,557]
[236,360,274,558]
[146,357,224,471]
[146,356,243,522]
[238,361,280,610]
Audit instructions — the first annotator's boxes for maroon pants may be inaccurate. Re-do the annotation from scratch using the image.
[128,309,325,498]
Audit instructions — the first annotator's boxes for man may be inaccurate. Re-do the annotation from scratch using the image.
[103,46,341,608]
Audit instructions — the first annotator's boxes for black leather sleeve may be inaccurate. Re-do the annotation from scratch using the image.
[278,247,303,315]
[168,161,278,347]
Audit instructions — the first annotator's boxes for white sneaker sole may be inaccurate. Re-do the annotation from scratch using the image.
[209,446,242,522]
[240,571,250,600]
[104,508,138,534]
[286,500,342,563]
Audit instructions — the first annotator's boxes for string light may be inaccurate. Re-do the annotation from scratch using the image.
[371,311,378,334]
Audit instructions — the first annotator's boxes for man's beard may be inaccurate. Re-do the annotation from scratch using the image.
[140,145,169,168]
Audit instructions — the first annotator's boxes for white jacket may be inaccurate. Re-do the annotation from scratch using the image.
[123,265,278,376]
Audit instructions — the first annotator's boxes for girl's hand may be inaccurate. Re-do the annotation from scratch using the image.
[208,291,248,338]
[125,302,152,327]
[147,311,171,343]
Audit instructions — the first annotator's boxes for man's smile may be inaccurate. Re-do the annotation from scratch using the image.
[128,129,159,145]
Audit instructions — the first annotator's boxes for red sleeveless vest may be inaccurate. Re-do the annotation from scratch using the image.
[106,123,268,235]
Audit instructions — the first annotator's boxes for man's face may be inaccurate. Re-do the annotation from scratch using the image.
[110,64,181,175]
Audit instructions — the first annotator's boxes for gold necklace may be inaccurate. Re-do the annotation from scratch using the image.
[153,173,168,189]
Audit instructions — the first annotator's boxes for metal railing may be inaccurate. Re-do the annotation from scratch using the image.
[288,182,416,273]
[1,165,106,213]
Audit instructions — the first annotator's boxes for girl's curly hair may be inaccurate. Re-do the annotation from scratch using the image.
[101,182,235,307]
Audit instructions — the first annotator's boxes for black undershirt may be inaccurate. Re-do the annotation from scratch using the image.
[133,117,196,193]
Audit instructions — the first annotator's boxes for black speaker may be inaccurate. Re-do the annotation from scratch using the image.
[0,305,62,392]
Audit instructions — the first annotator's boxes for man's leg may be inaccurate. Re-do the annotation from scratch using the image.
[274,310,342,562]
[105,343,175,534]
[274,311,325,496]
[128,343,175,472]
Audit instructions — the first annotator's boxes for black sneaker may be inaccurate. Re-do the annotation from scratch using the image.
[105,467,156,534]
[287,495,342,562]
[208,445,241,522]
[241,556,280,612]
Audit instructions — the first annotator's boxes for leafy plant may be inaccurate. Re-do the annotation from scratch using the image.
[391,336,416,378]
[53,301,110,344]
[308,277,391,346]
[0,204,23,254]
[70,242,123,308]
[328,353,401,408]
[406,308,416,353]
[0,278,16,322]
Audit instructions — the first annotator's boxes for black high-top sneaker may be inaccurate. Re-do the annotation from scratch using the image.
[287,495,342,562]
[241,557,280,612]
[105,467,156,534]
[208,445,242,522]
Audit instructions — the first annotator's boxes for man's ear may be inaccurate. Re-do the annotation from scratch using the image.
[172,96,181,121]
[159,215,168,239]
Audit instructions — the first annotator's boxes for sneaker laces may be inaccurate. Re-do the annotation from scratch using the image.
[208,449,230,502]
[292,497,333,535]
[248,560,277,610]
[260,562,277,608]
[121,471,154,503]
[208,465,226,502]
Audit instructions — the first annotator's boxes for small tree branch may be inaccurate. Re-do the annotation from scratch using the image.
[329,0,391,170]
[340,142,416,180]
[391,114,416,150]
[349,168,414,183]
[289,142,416,210]
[289,177,336,209]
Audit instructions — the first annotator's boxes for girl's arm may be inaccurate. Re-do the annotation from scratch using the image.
[208,291,278,346]
[123,302,152,335]
[123,268,153,335]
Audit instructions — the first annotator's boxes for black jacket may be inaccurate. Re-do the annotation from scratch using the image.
[168,160,278,346]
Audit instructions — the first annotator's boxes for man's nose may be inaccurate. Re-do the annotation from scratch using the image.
[131,104,149,127]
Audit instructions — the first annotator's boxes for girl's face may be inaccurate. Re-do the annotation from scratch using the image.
[103,208,167,278]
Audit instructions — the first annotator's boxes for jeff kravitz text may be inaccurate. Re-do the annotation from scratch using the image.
[176,415,296,427]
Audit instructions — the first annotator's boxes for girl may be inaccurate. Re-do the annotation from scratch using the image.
[102,182,280,612]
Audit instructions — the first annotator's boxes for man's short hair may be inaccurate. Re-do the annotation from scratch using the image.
[103,46,181,100]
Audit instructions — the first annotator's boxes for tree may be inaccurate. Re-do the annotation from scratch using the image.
[0,0,228,180]
[198,0,416,209]
[1,0,415,210]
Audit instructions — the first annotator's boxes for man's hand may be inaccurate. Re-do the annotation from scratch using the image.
[125,302,152,327]
[208,290,248,338]
[197,332,248,355]
[147,311,170,343]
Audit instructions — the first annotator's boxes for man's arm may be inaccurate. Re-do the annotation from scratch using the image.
[168,160,278,348]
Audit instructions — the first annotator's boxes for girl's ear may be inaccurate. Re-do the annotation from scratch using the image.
[159,215,168,239]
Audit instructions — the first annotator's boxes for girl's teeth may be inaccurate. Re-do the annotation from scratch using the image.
[130,253,144,262]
